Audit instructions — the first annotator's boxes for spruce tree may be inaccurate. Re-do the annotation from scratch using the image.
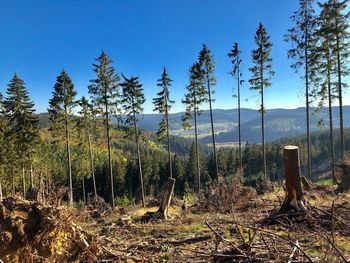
[198,44,219,180]
[249,23,274,179]
[228,42,243,171]
[89,51,120,207]
[4,74,39,195]
[317,1,338,183]
[77,96,98,199]
[330,0,350,159]
[153,67,175,179]
[48,70,77,205]
[285,0,318,179]
[182,63,207,193]
[121,75,146,207]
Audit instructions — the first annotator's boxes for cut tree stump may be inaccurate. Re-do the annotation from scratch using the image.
[141,177,175,222]
[280,146,307,213]
[158,177,176,220]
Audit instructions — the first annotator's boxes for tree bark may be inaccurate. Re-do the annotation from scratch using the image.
[280,146,307,213]
[158,177,176,220]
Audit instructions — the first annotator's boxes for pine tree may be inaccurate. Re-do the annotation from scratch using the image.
[182,63,207,193]
[198,44,219,180]
[121,75,146,207]
[330,0,350,159]
[88,51,121,207]
[249,23,274,179]
[153,67,175,179]
[77,96,98,199]
[285,0,318,179]
[316,1,338,183]
[228,42,243,170]
[48,70,77,205]
[4,74,39,195]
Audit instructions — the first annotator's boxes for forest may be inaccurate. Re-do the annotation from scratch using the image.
[0,0,350,262]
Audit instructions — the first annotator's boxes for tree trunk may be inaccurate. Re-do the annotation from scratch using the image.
[158,177,175,220]
[260,59,267,179]
[207,75,219,180]
[30,164,34,188]
[66,117,73,206]
[82,177,86,203]
[305,8,312,179]
[39,171,45,202]
[237,67,242,170]
[0,180,3,200]
[194,104,201,193]
[280,146,307,213]
[88,133,97,198]
[326,51,336,184]
[166,115,173,179]
[336,30,345,159]
[133,112,145,207]
[105,90,115,208]
[22,167,26,198]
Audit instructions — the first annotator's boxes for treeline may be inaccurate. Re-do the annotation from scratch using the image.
[0,0,349,205]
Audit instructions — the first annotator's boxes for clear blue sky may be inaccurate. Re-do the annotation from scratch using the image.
[0,0,347,113]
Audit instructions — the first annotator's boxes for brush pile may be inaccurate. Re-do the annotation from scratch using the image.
[0,196,102,262]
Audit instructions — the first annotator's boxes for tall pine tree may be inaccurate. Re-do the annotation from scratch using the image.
[285,0,318,179]
[330,0,350,159]
[249,23,274,179]
[4,74,39,195]
[121,75,146,207]
[182,63,207,193]
[316,1,338,183]
[48,70,77,205]
[89,51,121,207]
[153,67,175,179]
[198,44,219,181]
[228,42,243,171]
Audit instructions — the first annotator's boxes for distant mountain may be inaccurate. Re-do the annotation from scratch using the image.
[131,106,350,143]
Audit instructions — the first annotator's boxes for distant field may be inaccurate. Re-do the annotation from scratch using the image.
[171,123,236,138]
[207,142,240,148]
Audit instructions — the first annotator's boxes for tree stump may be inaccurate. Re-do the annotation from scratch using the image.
[158,177,176,220]
[280,146,307,213]
[141,178,176,222]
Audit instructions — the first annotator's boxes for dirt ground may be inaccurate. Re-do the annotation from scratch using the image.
[1,186,349,262]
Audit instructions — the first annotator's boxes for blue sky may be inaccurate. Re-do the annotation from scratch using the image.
[0,0,347,113]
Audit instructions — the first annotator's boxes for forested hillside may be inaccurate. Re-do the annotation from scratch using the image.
[130,106,350,143]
